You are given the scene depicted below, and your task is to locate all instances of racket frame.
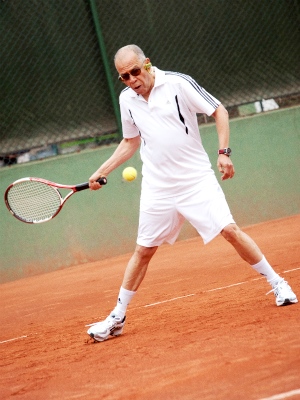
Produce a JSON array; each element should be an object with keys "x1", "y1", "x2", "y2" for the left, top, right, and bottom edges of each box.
[{"x1": 4, "y1": 176, "x2": 107, "y2": 224}]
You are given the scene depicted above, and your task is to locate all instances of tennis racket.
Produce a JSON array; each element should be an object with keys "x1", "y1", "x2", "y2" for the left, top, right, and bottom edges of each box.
[{"x1": 4, "y1": 177, "x2": 107, "y2": 224}]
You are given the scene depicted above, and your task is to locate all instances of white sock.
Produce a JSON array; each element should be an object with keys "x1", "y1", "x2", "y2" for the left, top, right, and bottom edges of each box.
[
  {"x1": 251, "y1": 256, "x2": 281, "y2": 285},
  {"x1": 112, "y1": 287, "x2": 136, "y2": 318}
]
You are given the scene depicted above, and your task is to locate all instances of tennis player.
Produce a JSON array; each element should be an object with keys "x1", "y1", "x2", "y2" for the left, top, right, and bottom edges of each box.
[{"x1": 87, "y1": 44, "x2": 297, "y2": 342}]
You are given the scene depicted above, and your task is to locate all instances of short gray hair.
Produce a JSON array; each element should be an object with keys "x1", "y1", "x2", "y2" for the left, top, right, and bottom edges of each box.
[{"x1": 114, "y1": 44, "x2": 146, "y2": 63}]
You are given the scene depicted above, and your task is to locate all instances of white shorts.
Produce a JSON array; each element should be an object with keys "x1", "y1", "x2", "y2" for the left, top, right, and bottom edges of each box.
[{"x1": 137, "y1": 180, "x2": 235, "y2": 247}]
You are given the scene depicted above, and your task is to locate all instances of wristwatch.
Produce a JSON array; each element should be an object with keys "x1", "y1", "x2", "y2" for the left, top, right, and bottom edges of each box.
[{"x1": 218, "y1": 148, "x2": 232, "y2": 157}]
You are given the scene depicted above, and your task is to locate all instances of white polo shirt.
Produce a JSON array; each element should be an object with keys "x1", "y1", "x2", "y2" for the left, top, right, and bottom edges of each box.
[{"x1": 119, "y1": 67, "x2": 221, "y2": 198}]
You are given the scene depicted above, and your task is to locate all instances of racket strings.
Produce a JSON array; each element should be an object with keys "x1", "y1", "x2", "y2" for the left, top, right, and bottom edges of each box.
[{"x1": 7, "y1": 181, "x2": 62, "y2": 223}]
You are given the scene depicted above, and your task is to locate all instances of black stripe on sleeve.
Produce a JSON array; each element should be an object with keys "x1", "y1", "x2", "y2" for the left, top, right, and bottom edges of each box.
[{"x1": 166, "y1": 71, "x2": 219, "y2": 109}]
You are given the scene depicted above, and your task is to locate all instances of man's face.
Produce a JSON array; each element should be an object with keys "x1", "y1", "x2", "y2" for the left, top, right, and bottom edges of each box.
[{"x1": 115, "y1": 52, "x2": 154, "y2": 99}]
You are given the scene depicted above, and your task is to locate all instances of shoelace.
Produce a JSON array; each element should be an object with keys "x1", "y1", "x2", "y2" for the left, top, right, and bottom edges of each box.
[
  {"x1": 105, "y1": 315, "x2": 120, "y2": 327},
  {"x1": 87, "y1": 321, "x2": 102, "y2": 327},
  {"x1": 266, "y1": 279, "x2": 287, "y2": 296},
  {"x1": 87, "y1": 314, "x2": 125, "y2": 328},
  {"x1": 87, "y1": 314, "x2": 121, "y2": 327}
]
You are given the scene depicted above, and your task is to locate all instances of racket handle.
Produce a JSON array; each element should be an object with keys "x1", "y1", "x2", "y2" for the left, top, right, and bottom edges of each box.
[
  {"x1": 75, "y1": 177, "x2": 107, "y2": 192},
  {"x1": 96, "y1": 177, "x2": 107, "y2": 185}
]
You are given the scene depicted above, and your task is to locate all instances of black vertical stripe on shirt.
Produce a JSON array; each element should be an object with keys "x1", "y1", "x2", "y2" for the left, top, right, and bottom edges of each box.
[{"x1": 175, "y1": 95, "x2": 188, "y2": 134}]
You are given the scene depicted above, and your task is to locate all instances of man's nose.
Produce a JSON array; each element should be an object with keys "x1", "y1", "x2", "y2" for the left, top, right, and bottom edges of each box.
[{"x1": 128, "y1": 74, "x2": 137, "y2": 83}]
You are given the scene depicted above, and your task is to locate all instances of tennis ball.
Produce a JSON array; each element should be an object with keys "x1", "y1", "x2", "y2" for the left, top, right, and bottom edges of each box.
[{"x1": 122, "y1": 167, "x2": 137, "y2": 181}]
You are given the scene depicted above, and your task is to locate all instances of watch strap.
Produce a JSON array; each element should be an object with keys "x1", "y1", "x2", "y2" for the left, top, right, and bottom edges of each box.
[{"x1": 218, "y1": 148, "x2": 231, "y2": 156}]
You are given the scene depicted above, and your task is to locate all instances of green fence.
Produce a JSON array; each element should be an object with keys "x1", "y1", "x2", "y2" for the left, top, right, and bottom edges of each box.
[{"x1": 1, "y1": 0, "x2": 300, "y2": 162}]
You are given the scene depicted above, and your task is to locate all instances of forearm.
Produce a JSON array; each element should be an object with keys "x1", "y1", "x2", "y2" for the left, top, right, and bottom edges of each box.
[
  {"x1": 212, "y1": 104, "x2": 230, "y2": 148},
  {"x1": 90, "y1": 136, "x2": 140, "y2": 183},
  {"x1": 99, "y1": 137, "x2": 140, "y2": 175},
  {"x1": 212, "y1": 104, "x2": 235, "y2": 180}
]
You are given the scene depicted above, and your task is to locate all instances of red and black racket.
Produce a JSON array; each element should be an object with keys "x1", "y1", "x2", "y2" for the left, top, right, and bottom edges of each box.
[{"x1": 4, "y1": 177, "x2": 107, "y2": 224}]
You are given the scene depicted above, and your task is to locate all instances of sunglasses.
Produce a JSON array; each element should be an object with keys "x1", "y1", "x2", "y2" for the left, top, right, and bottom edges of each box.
[{"x1": 118, "y1": 62, "x2": 151, "y2": 82}]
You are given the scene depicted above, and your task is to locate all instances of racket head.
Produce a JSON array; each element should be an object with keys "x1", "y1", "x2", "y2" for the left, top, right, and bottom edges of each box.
[{"x1": 4, "y1": 178, "x2": 63, "y2": 224}]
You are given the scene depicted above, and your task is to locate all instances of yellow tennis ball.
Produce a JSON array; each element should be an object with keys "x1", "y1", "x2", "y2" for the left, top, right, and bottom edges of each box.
[{"x1": 122, "y1": 167, "x2": 137, "y2": 181}]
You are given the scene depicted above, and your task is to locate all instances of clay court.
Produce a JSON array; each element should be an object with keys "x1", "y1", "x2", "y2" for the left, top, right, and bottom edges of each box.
[{"x1": 0, "y1": 214, "x2": 299, "y2": 399}]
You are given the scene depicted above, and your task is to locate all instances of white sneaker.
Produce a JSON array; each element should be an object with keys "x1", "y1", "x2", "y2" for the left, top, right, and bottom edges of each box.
[
  {"x1": 87, "y1": 313, "x2": 126, "y2": 342},
  {"x1": 267, "y1": 279, "x2": 298, "y2": 306}
]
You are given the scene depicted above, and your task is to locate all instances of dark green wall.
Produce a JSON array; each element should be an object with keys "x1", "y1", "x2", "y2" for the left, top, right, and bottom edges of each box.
[{"x1": 1, "y1": 106, "x2": 299, "y2": 283}]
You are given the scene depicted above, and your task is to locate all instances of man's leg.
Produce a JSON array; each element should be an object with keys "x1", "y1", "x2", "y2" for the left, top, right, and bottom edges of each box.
[
  {"x1": 112, "y1": 244, "x2": 158, "y2": 317},
  {"x1": 221, "y1": 223, "x2": 297, "y2": 306},
  {"x1": 121, "y1": 245, "x2": 158, "y2": 291},
  {"x1": 221, "y1": 223, "x2": 264, "y2": 264},
  {"x1": 87, "y1": 245, "x2": 157, "y2": 341}
]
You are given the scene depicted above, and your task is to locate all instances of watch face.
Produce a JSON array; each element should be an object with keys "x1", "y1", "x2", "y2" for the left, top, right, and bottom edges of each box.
[{"x1": 219, "y1": 148, "x2": 231, "y2": 155}]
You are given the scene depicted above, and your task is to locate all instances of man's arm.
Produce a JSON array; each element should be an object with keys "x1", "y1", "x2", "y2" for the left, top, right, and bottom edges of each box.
[
  {"x1": 89, "y1": 136, "x2": 141, "y2": 190},
  {"x1": 211, "y1": 104, "x2": 235, "y2": 181}
]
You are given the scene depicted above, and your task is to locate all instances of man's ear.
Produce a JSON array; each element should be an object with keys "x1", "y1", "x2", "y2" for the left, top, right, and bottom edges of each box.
[
  {"x1": 144, "y1": 58, "x2": 152, "y2": 71},
  {"x1": 144, "y1": 62, "x2": 152, "y2": 71}
]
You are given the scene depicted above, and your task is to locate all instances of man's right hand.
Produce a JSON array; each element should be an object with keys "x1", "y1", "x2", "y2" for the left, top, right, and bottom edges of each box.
[{"x1": 89, "y1": 173, "x2": 106, "y2": 190}]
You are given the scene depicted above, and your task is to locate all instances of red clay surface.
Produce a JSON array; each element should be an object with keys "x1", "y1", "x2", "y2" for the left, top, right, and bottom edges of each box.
[{"x1": 0, "y1": 215, "x2": 300, "y2": 400}]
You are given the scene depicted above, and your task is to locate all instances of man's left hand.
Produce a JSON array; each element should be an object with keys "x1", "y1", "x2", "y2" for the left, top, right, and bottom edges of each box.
[{"x1": 217, "y1": 155, "x2": 235, "y2": 180}]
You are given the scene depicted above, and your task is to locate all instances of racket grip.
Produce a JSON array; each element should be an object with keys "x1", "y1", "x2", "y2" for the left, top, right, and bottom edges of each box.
[
  {"x1": 97, "y1": 177, "x2": 107, "y2": 185},
  {"x1": 75, "y1": 177, "x2": 107, "y2": 191}
]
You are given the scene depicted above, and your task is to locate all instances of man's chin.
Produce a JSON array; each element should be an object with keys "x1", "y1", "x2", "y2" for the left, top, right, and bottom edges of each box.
[{"x1": 133, "y1": 86, "x2": 142, "y2": 94}]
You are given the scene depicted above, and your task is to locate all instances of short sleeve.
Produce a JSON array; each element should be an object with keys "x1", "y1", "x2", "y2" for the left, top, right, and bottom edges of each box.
[
  {"x1": 120, "y1": 99, "x2": 140, "y2": 139},
  {"x1": 179, "y1": 74, "x2": 220, "y2": 116}
]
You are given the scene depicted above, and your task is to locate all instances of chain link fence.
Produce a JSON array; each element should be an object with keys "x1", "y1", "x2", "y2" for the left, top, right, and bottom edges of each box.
[{"x1": 1, "y1": 0, "x2": 299, "y2": 165}]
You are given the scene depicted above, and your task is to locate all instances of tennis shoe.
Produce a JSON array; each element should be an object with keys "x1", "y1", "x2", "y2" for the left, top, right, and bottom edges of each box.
[
  {"x1": 87, "y1": 313, "x2": 126, "y2": 342},
  {"x1": 267, "y1": 279, "x2": 298, "y2": 306}
]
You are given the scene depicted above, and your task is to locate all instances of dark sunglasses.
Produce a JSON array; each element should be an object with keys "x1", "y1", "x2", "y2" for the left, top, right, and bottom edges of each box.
[{"x1": 118, "y1": 66, "x2": 143, "y2": 82}]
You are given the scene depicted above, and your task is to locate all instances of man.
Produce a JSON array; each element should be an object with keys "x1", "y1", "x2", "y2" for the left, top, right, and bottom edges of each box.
[{"x1": 87, "y1": 44, "x2": 297, "y2": 342}]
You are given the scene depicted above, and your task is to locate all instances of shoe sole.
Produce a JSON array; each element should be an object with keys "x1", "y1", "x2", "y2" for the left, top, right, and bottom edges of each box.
[
  {"x1": 277, "y1": 298, "x2": 298, "y2": 306},
  {"x1": 89, "y1": 333, "x2": 107, "y2": 342},
  {"x1": 110, "y1": 328, "x2": 124, "y2": 337},
  {"x1": 88, "y1": 325, "x2": 125, "y2": 342}
]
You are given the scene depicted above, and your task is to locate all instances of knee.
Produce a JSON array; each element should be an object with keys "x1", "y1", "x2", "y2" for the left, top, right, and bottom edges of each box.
[
  {"x1": 134, "y1": 245, "x2": 157, "y2": 263},
  {"x1": 221, "y1": 223, "x2": 241, "y2": 244}
]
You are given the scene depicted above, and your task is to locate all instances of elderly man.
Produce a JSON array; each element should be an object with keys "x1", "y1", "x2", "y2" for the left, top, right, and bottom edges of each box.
[{"x1": 87, "y1": 44, "x2": 297, "y2": 342}]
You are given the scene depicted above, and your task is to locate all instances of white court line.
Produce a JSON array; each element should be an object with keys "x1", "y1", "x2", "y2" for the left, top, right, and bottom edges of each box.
[
  {"x1": 258, "y1": 389, "x2": 300, "y2": 400},
  {"x1": 0, "y1": 335, "x2": 28, "y2": 344},
  {"x1": 144, "y1": 293, "x2": 195, "y2": 307},
  {"x1": 143, "y1": 265, "x2": 299, "y2": 305},
  {"x1": 204, "y1": 281, "x2": 248, "y2": 292},
  {"x1": 284, "y1": 267, "x2": 300, "y2": 273}
]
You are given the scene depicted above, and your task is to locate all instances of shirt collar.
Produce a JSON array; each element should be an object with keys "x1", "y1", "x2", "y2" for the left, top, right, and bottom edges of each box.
[{"x1": 153, "y1": 67, "x2": 165, "y2": 87}]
